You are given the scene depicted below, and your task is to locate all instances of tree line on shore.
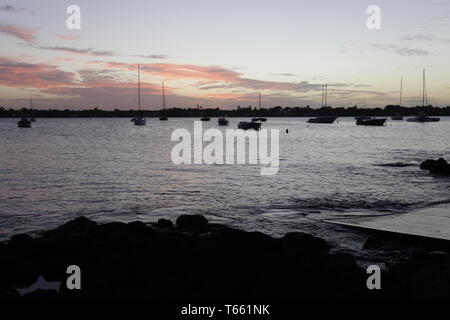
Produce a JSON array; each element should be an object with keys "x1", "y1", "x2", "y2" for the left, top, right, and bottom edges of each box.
[{"x1": 1, "y1": 104, "x2": 450, "y2": 118}]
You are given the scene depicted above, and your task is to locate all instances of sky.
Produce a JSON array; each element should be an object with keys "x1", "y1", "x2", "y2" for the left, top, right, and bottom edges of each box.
[{"x1": 0, "y1": 0, "x2": 450, "y2": 109}]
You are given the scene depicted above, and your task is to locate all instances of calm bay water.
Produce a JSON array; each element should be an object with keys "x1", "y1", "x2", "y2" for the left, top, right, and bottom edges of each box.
[{"x1": 1, "y1": 117, "x2": 450, "y2": 257}]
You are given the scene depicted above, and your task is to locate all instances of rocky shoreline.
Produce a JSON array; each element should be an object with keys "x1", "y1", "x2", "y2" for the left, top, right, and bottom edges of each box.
[{"x1": 0, "y1": 215, "x2": 449, "y2": 300}]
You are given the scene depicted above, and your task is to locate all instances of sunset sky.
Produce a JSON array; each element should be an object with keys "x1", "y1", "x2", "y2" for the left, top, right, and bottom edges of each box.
[{"x1": 1, "y1": 0, "x2": 450, "y2": 109}]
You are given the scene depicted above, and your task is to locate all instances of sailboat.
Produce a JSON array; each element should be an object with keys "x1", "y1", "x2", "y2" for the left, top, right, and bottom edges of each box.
[
  {"x1": 134, "y1": 64, "x2": 146, "y2": 126},
  {"x1": 407, "y1": 69, "x2": 440, "y2": 122},
  {"x1": 198, "y1": 104, "x2": 210, "y2": 121},
  {"x1": 355, "y1": 100, "x2": 387, "y2": 126},
  {"x1": 252, "y1": 92, "x2": 267, "y2": 122},
  {"x1": 18, "y1": 116, "x2": 32, "y2": 128},
  {"x1": 29, "y1": 96, "x2": 36, "y2": 122},
  {"x1": 355, "y1": 100, "x2": 371, "y2": 121},
  {"x1": 18, "y1": 96, "x2": 32, "y2": 128},
  {"x1": 356, "y1": 117, "x2": 386, "y2": 126},
  {"x1": 238, "y1": 121, "x2": 261, "y2": 130},
  {"x1": 391, "y1": 77, "x2": 404, "y2": 120},
  {"x1": 159, "y1": 81, "x2": 168, "y2": 121},
  {"x1": 307, "y1": 83, "x2": 337, "y2": 124}
]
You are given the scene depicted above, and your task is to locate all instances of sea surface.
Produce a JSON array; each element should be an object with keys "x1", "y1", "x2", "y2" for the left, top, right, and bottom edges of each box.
[{"x1": 1, "y1": 117, "x2": 450, "y2": 260}]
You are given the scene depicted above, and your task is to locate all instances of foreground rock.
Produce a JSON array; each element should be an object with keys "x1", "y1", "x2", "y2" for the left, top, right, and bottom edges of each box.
[
  {"x1": 0, "y1": 215, "x2": 448, "y2": 300},
  {"x1": 420, "y1": 158, "x2": 450, "y2": 175}
]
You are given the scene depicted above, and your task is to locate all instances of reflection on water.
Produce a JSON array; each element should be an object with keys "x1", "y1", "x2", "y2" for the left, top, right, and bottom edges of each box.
[{"x1": 1, "y1": 117, "x2": 450, "y2": 251}]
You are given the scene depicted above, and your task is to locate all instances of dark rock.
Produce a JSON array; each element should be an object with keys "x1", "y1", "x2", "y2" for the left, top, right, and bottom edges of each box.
[
  {"x1": 44, "y1": 216, "x2": 97, "y2": 238},
  {"x1": 321, "y1": 252, "x2": 359, "y2": 271},
  {"x1": 420, "y1": 159, "x2": 437, "y2": 169},
  {"x1": 157, "y1": 218, "x2": 173, "y2": 228},
  {"x1": 176, "y1": 214, "x2": 208, "y2": 230},
  {"x1": 420, "y1": 158, "x2": 450, "y2": 175},
  {"x1": 7, "y1": 234, "x2": 34, "y2": 252},
  {"x1": 426, "y1": 251, "x2": 449, "y2": 262},
  {"x1": 2, "y1": 216, "x2": 450, "y2": 300},
  {"x1": 363, "y1": 234, "x2": 397, "y2": 249},
  {"x1": 0, "y1": 286, "x2": 20, "y2": 299},
  {"x1": 211, "y1": 227, "x2": 280, "y2": 253},
  {"x1": 23, "y1": 288, "x2": 60, "y2": 299},
  {"x1": 281, "y1": 232, "x2": 330, "y2": 254},
  {"x1": 363, "y1": 234, "x2": 383, "y2": 249},
  {"x1": 128, "y1": 221, "x2": 150, "y2": 231}
]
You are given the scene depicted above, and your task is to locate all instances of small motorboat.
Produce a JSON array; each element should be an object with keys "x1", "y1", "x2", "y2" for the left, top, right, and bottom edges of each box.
[
  {"x1": 159, "y1": 116, "x2": 168, "y2": 121},
  {"x1": 307, "y1": 116, "x2": 337, "y2": 124},
  {"x1": 200, "y1": 116, "x2": 210, "y2": 121},
  {"x1": 391, "y1": 114, "x2": 404, "y2": 120},
  {"x1": 134, "y1": 116, "x2": 146, "y2": 126},
  {"x1": 18, "y1": 118, "x2": 32, "y2": 128},
  {"x1": 238, "y1": 121, "x2": 261, "y2": 130},
  {"x1": 251, "y1": 117, "x2": 267, "y2": 122},
  {"x1": 218, "y1": 117, "x2": 228, "y2": 126},
  {"x1": 355, "y1": 116, "x2": 372, "y2": 121},
  {"x1": 406, "y1": 114, "x2": 440, "y2": 122},
  {"x1": 356, "y1": 117, "x2": 386, "y2": 126}
]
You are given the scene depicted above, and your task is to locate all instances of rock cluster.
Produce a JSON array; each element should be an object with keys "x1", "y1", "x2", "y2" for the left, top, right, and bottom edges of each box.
[
  {"x1": 0, "y1": 215, "x2": 449, "y2": 300},
  {"x1": 420, "y1": 158, "x2": 450, "y2": 175}
]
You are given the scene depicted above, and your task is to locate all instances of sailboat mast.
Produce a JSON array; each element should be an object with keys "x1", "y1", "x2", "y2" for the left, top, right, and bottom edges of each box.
[
  {"x1": 258, "y1": 92, "x2": 261, "y2": 109},
  {"x1": 30, "y1": 96, "x2": 33, "y2": 109},
  {"x1": 138, "y1": 64, "x2": 141, "y2": 111},
  {"x1": 162, "y1": 81, "x2": 166, "y2": 109},
  {"x1": 325, "y1": 83, "x2": 328, "y2": 107},
  {"x1": 422, "y1": 69, "x2": 425, "y2": 107},
  {"x1": 321, "y1": 84, "x2": 324, "y2": 107},
  {"x1": 399, "y1": 76, "x2": 403, "y2": 106}
]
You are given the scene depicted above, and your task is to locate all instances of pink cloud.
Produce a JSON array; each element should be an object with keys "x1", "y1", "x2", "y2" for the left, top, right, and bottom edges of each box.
[
  {"x1": 0, "y1": 56, "x2": 76, "y2": 88},
  {"x1": 56, "y1": 34, "x2": 82, "y2": 40},
  {"x1": 0, "y1": 22, "x2": 38, "y2": 42},
  {"x1": 96, "y1": 61, "x2": 323, "y2": 93}
]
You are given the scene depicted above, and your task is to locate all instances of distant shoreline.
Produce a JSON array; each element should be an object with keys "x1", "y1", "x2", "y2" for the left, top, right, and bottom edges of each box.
[{"x1": 2, "y1": 104, "x2": 450, "y2": 118}]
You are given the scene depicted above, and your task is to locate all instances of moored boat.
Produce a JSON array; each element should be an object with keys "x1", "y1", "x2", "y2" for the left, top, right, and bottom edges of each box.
[
  {"x1": 218, "y1": 117, "x2": 228, "y2": 126},
  {"x1": 18, "y1": 117, "x2": 32, "y2": 128},
  {"x1": 159, "y1": 81, "x2": 168, "y2": 121},
  {"x1": 391, "y1": 114, "x2": 404, "y2": 120},
  {"x1": 251, "y1": 92, "x2": 267, "y2": 122},
  {"x1": 307, "y1": 116, "x2": 337, "y2": 124},
  {"x1": 308, "y1": 84, "x2": 336, "y2": 124},
  {"x1": 356, "y1": 118, "x2": 386, "y2": 126},
  {"x1": 392, "y1": 77, "x2": 404, "y2": 120},
  {"x1": 406, "y1": 114, "x2": 440, "y2": 122},
  {"x1": 251, "y1": 117, "x2": 267, "y2": 122},
  {"x1": 407, "y1": 69, "x2": 440, "y2": 123},
  {"x1": 238, "y1": 121, "x2": 261, "y2": 130},
  {"x1": 355, "y1": 116, "x2": 372, "y2": 121},
  {"x1": 134, "y1": 116, "x2": 146, "y2": 126},
  {"x1": 133, "y1": 64, "x2": 146, "y2": 126}
]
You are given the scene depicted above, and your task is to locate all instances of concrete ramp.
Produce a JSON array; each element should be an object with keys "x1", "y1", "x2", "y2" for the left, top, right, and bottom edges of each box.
[{"x1": 326, "y1": 205, "x2": 450, "y2": 241}]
